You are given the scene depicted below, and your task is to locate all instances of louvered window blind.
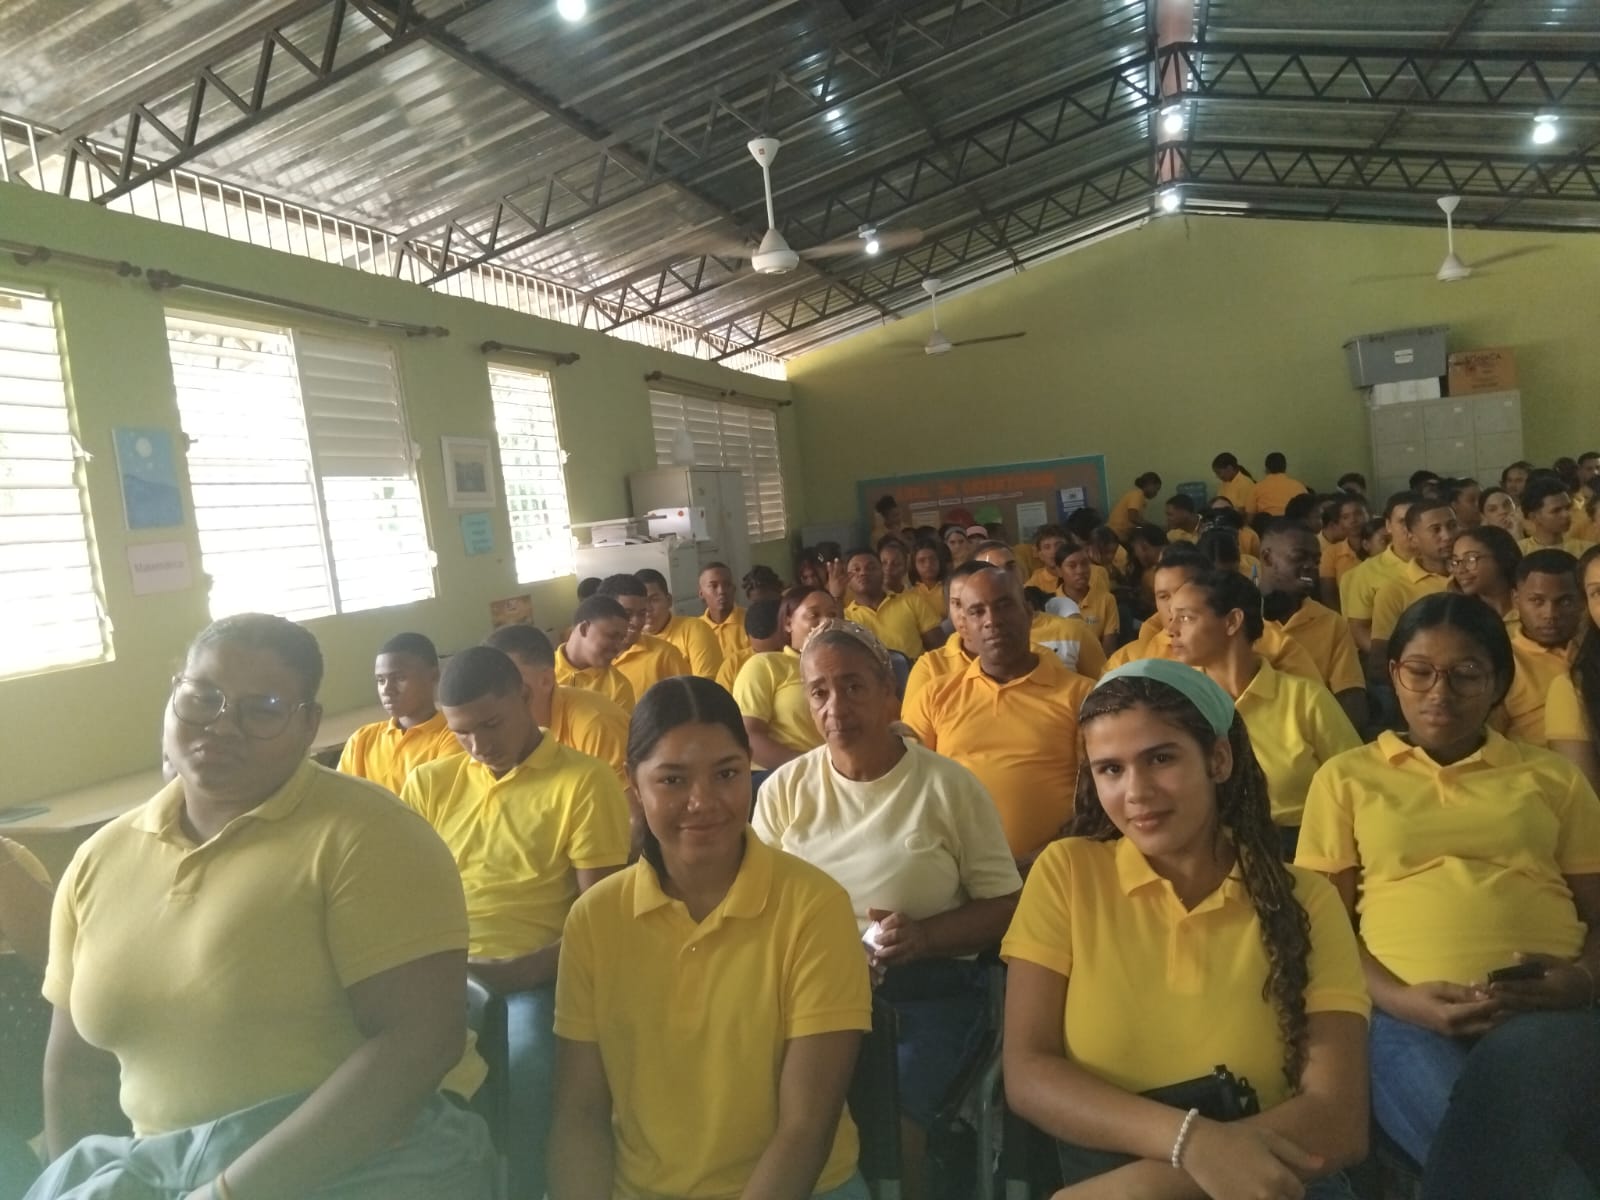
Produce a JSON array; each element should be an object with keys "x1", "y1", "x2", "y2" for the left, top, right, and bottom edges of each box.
[
  {"x1": 649, "y1": 390, "x2": 787, "y2": 540},
  {"x1": 488, "y1": 364, "x2": 574, "y2": 584}
]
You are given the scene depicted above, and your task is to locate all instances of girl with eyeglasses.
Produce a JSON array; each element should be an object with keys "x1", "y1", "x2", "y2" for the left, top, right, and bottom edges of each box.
[
  {"x1": 1447, "y1": 525, "x2": 1522, "y2": 625},
  {"x1": 1297, "y1": 593, "x2": 1600, "y2": 1198}
]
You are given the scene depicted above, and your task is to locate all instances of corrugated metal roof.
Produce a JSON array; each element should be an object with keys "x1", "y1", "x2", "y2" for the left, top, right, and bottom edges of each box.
[{"x1": 2, "y1": 0, "x2": 1598, "y2": 359}]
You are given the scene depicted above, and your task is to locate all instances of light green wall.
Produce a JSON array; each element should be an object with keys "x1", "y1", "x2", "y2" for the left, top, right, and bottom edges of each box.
[
  {"x1": 0, "y1": 183, "x2": 796, "y2": 804},
  {"x1": 788, "y1": 215, "x2": 1598, "y2": 526}
]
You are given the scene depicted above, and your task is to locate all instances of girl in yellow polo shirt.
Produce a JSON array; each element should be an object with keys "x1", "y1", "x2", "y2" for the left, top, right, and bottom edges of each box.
[
  {"x1": 1479, "y1": 485, "x2": 1523, "y2": 537},
  {"x1": 908, "y1": 536, "x2": 951, "y2": 625},
  {"x1": 734, "y1": 586, "x2": 837, "y2": 769},
  {"x1": 1002, "y1": 659, "x2": 1369, "y2": 1198},
  {"x1": 1297, "y1": 592, "x2": 1600, "y2": 1197},
  {"x1": 1168, "y1": 570, "x2": 1361, "y2": 859},
  {"x1": 1549, "y1": 545, "x2": 1600, "y2": 793},
  {"x1": 551, "y1": 676, "x2": 872, "y2": 1200},
  {"x1": 1448, "y1": 525, "x2": 1521, "y2": 623}
]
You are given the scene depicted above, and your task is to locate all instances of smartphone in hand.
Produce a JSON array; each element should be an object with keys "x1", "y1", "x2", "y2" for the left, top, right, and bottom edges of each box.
[{"x1": 1486, "y1": 962, "x2": 1546, "y2": 984}]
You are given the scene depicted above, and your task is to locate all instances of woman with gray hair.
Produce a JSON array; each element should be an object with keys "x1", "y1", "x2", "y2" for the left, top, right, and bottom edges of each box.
[{"x1": 753, "y1": 619, "x2": 1021, "y2": 1200}]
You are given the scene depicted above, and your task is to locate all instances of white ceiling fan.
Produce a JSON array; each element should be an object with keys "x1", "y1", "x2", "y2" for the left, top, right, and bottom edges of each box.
[
  {"x1": 680, "y1": 138, "x2": 922, "y2": 273},
  {"x1": 910, "y1": 277, "x2": 1026, "y2": 355},
  {"x1": 1352, "y1": 195, "x2": 1549, "y2": 285}
]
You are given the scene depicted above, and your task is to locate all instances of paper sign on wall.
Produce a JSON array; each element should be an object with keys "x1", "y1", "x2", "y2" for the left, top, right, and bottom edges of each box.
[
  {"x1": 128, "y1": 541, "x2": 193, "y2": 595},
  {"x1": 490, "y1": 594, "x2": 535, "y2": 628},
  {"x1": 460, "y1": 512, "x2": 494, "y2": 556},
  {"x1": 113, "y1": 427, "x2": 184, "y2": 530}
]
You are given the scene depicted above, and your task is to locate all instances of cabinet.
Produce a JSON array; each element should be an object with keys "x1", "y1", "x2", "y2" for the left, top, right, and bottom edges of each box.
[
  {"x1": 574, "y1": 541, "x2": 705, "y2": 615},
  {"x1": 1368, "y1": 390, "x2": 1522, "y2": 501},
  {"x1": 628, "y1": 468, "x2": 751, "y2": 585}
]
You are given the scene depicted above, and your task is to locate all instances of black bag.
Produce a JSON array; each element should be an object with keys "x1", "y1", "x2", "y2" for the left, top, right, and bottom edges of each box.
[
  {"x1": 1055, "y1": 1065, "x2": 1261, "y2": 1185},
  {"x1": 0, "y1": 953, "x2": 50, "y2": 1138}
]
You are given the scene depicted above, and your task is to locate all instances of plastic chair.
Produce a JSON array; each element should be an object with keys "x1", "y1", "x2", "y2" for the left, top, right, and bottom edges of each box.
[
  {"x1": 887, "y1": 652, "x2": 912, "y2": 700},
  {"x1": 849, "y1": 994, "x2": 903, "y2": 1200},
  {"x1": 465, "y1": 979, "x2": 510, "y2": 1200},
  {"x1": 923, "y1": 960, "x2": 1018, "y2": 1200}
]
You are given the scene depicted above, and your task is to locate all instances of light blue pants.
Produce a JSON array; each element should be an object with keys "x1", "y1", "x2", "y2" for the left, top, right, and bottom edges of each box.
[{"x1": 502, "y1": 986, "x2": 557, "y2": 1200}]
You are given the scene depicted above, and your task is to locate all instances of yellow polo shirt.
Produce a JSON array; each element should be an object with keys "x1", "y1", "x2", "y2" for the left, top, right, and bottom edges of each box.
[
  {"x1": 1519, "y1": 535, "x2": 1596, "y2": 558},
  {"x1": 903, "y1": 633, "x2": 972, "y2": 711},
  {"x1": 1237, "y1": 525, "x2": 1261, "y2": 559},
  {"x1": 715, "y1": 645, "x2": 751, "y2": 694},
  {"x1": 1298, "y1": 731, "x2": 1600, "y2": 985},
  {"x1": 845, "y1": 592, "x2": 925, "y2": 660},
  {"x1": 1071, "y1": 588, "x2": 1120, "y2": 641},
  {"x1": 1167, "y1": 528, "x2": 1198, "y2": 544},
  {"x1": 1003, "y1": 837, "x2": 1367, "y2": 1111},
  {"x1": 336, "y1": 710, "x2": 461, "y2": 795},
  {"x1": 1503, "y1": 634, "x2": 1577, "y2": 747},
  {"x1": 701, "y1": 607, "x2": 751, "y2": 663},
  {"x1": 555, "y1": 644, "x2": 636, "y2": 712},
  {"x1": 1370, "y1": 560, "x2": 1451, "y2": 641},
  {"x1": 1572, "y1": 504, "x2": 1595, "y2": 542},
  {"x1": 1339, "y1": 547, "x2": 1407, "y2": 623},
  {"x1": 911, "y1": 580, "x2": 947, "y2": 619},
  {"x1": 658, "y1": 614, "x2": 723, "y2": 679},
  {"x1": 733, "y1": 647, "x2": 823, "y2": 755},
  {"x1": 1254, "y1": 474, "x2": 1309, "y2": 518},
  {"x1": 1030, "y1": 611, "x2": 1106, "y2": 679},
  {"x1": 44, "y1": 761, "x2": 484, "y2": 1135},
  {"x1": 1107, "y1": 488, "x2": 1147, "y2": 539},
  {"x1": 895, "y1": 583, "x2": 943, "y2": 631},
  {"x1": 613, "y1": 633, "x2": 692, "y2": 706},
  {"x1": 1218, "y1": 475, "x2": 1258, "y2": 515},
  {"x1": 400, "y1": 736, "x2": 630, "y2": 958},
  {"x1": 554, "y1": 832, "x2": 870, "y2": 1199},
  {"x1": 1025, "y1": 566, "x2": 1060, "y2": 595},
  {"x1": 1235, "y1": 661, "x2": 1362, "y2": 827},
  {"x1": 1107, "y1": 624, "x2": 1324, "y2": 684},
  {"x1": 904, "y1": 652, "x2": 1094, "y2": 859},
  {"x1": 1546, "y1": 674, "x2": 1593, "y2": 745},
  {"x1": 0, "y1": 837, "x2": 49, "y2": 956},
  {"x1": 549, "y1": 685, "x2": 630, "y2": 787},
  {"x1": 1319, "y1": 536, "x2": 1359, "y2": 583},
  {"x1": 1273, "y1": 600, "x2": 1364, "y2": 695}
]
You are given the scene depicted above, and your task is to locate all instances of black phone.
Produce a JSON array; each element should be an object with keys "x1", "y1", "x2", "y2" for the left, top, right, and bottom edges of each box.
[{"x1": 1486, "y1": 962, "x2": 1546, "y2": 984}]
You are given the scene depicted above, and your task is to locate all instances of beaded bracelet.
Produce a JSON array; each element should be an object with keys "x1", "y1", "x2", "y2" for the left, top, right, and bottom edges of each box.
[{"x1": 1171, "y1": 1107, "x2": 1201, "y2": 1170}]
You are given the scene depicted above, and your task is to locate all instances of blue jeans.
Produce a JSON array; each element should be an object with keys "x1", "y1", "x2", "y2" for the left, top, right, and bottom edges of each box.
[
  {"x1": 814, "y1": 1172, "x2": 870, "y2": 1199},
  {"x1": 504, "y1": 987, "x2": 557, "y2": 1200},
  {"x1": 1370, "y1": 1008, "x2": 1600, "y2": 1200}
]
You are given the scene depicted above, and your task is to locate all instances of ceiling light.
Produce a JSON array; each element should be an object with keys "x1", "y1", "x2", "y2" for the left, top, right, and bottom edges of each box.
[
  {"x1": 865, "y1": 236, "x2": 880, "y2": 255},
  {"x1": 859, "y1": 224, "x2": 879, "y2": 254},
  {"x1": 1159, "y1": 189, "x2": 1181, "y2": 213},
  {"x1": 555, "y1": 0, "x2": 586, "y2": 20},
  {"x1": 1161, "y1": 106, "x2": 1185, "y2": 136},
  {"x1": 826, "y1": 108, "x2": 842, "y2": 122},
  {"x1": 1532, "y1": 114, "x2": 1559, "y2": 145}
]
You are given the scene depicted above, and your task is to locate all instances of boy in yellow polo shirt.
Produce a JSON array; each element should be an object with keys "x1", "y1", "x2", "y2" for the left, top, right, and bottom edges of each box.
[
  {"x1": 714, "y1": 598, "x2": 785, "y2": 692},
  {"x1": 834, "y1": 546, "x2": 928, "y2": 660},
  {"x1": 1519, "y1": 476, "x2": 1597, "y2": 558},
  {"x1": 1369, "y1": 499, "x2": 1458, "y2": 675},
  {"x1": 1106, "y1": 472, "x2": 1162, "y2": 539},
  {"x1": 1254, "y1": 451, "x2": 1310, "y2": 517},
  {"x1": 1212, "y1": 451, "x2": 1258, "y2": 515},
  {"x1": 699, "y1": 562, "x2": 750, "y2": 663},
  {"x1": 1340, "y1": 490, "x2": 1419, "y2": 652},
  {"x1": 336, "y1": 632, "x2": 462, "y2": 794},
  {"x1": 598, "y1": 574, "x2": 692, "y2": 702},
  {"x1": 1318, "y1": 494, "x2": 1368, "y2": 609},
  {"x1": 403, "y1": 645, "x2": 630, "y2": 1200},
  {"x1": 556, "y1": 594, "x2": 636, "y2": 711},
  {"x1": 636, "y1": 568, "x2": 723, "y2": 679},
  {"x1": 1500, "y1": 549, "x2": 1583, "y2": 745},
  {"x1": 904, "y1": 566, "x2": 1093, "y2": 862},
  {"x1": 1165, "y1": 493, "x2": 1201, "y2": 543},
  {"x1": 1260, "y1": 520, "x2": 1369, "y2": 733},
  {"x1": 484, "y1": 623, "x2": 630, "y2": 787}
]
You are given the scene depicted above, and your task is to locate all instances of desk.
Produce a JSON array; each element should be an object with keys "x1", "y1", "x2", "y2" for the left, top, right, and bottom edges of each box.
[{"x1": 0, "y1": 706, "x2": 387, "y2": 836}]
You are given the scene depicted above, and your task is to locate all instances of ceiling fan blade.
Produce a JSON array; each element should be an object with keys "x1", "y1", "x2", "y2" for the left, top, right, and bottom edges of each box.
[
  {"x1": 950, "y1": 332, "x2": 1027, "y2": 348},
  {"x1": 798, "y1": 227, "x2": 925, "y2": 259},
  {"x1": 667, "y1": 232, "x2": 756, "y2": 258},
  {"x1": 1470, "y1": 244, "x2": 1551, "y2": 269},
  {"x1": 1350, "y1": 271, "x2": 1439, "y2": 284}
]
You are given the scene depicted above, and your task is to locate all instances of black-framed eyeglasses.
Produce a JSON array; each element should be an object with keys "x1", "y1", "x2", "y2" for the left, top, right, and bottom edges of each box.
[
  {"x1": 1393, "y1": 659, "x2": 1493, "y2": 698},
  {"x1": 170, "y1": 676, "x2": 309, "y2": 740}
]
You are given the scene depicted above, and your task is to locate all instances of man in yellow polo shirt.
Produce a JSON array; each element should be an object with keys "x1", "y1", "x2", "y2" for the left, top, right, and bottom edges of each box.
[
  {"x1": 403, "y1": 645, "x2": 630, "y2": 1200},
  {"x1": 833, "y1": 546, "x2": 928, "y2": 660},
  {"x1": 1501, "y1": 549, "x2": 1583, "y2": 745},
  {"x1": 1340, "y1": 490, "x2": 1420, "y2": 653},
  {"x1": 1254, "y1": 452, "x2": 1310, "y2": 517},
  {"x1": 1369, "y1": 499, "x2": 1459, "y2": 675},
  {"x1": 698, "y1": 562, "x2": 750, "y2": 664},
  {"x1": 1260, "y1": 520, "x2": 1369, "y2": 733},
  {"x1": 713, "y1": 598, "x2": 785, "y2": 692},
  {"x1": 1165, "y1": 493, "x2": 1201, "y2": 542},
  {"x1": 1519, "y1": 476, "x2": 1597, "y2": 558},
  {"x1": 336, "y1": 632, "x2": 463, "y2": 794},
  {"x1": 1318, "y1": 494, "x2": 1367, "y2": 610},
  {"x1": 484, "y1": 624, "x2": 630, "y2": 787},
  {"x1": 974, "y1": 540, "x2": 1106, "y2": 677},
  {"x1": 904, "y1": 566, "x2": 1093, "y2": 863},
  {"x1": 598, "y1": 574, "x2": 692, "y2": 703},
  {"x1": 903, "y1": 561, "x2": 992, "y2": 709},
  {"x1": 636, "y1": 568, "x2": 722, "y2": 679},
  {"x1": 556, "y1": 595, "x2": 635, "y2": 711}
]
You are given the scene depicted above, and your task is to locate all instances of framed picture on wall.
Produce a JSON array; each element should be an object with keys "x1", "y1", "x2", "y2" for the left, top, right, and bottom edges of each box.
[{"x1": 442, "y1": 436, "x2": 496, "y2": 509}]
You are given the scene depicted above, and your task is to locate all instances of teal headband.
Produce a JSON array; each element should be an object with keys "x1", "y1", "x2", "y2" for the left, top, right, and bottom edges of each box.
[{"x1": 1088, "y1": 658, "x2": 1236, "y2": 737}]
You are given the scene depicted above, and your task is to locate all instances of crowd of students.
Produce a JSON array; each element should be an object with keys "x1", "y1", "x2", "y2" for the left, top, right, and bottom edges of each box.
[{"x1": 1, "y1": 447, "x2": 1598, "y2": 1200}]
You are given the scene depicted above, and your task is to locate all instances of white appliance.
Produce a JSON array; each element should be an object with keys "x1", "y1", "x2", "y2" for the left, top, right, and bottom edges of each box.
[
  {"x1": 574, "y1": 540, "x2": 706, "y2": 615},
  {"x1": 629, "y1": 467, "x2": 750, "y2": 584},
  {"x1": 645, "y1": 506, "x2": 710, "y2": 541}
]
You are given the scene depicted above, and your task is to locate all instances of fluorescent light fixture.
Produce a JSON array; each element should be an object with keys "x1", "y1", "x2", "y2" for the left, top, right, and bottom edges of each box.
[
  {"x1": 1532, "y1": 114, "x2": 1559, "y2": 145},
  {"x1": 826, "y1": 108, "x2": 842, "y2": 122},
  {"x1": 555, "y1": 0, "x2": 586, "y2": 20},
  {"x1": 1161, "y1": 106, "x2": 1186, "y2": 136},
  {"x1": 1159, "y1": 189, "x2": 1181, "y2": 213}
]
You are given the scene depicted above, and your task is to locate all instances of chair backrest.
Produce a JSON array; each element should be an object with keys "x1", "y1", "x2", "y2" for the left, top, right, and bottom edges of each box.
[
  {"x1": 0, "y1": 955, "x2": 50, "y2": 1138},
  {"x1": 847, "y1": 995, "x2": 902, "y2": 1184},
  {"x1": 887, "y1": 651, "x2": 912, "y2": 699}
]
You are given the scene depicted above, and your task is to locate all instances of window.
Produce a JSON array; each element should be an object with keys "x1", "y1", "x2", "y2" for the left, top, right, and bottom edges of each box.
[
  {"x1": 649, "y1": 391, "x2": 787, "y2": 540},
  {"x1": 0, "y1": 287, "x2": 111, "y2": 678},
  {"x1": 166, "y1": 314, "x2": 433, "y2": 621},
  {"x1": 488, "y1": 364, "x2": 574, "y2": 583}
]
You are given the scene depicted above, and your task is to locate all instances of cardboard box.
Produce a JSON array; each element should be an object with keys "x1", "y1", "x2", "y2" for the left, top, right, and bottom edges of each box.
[{"x1": 1448, "y1": 347, "x2": 1518, "y2": 396}]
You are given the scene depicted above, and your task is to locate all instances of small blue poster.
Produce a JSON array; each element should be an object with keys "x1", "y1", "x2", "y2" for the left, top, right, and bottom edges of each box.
[
  {"x1": 113, "y1": 427, "x2": 183, "y2": 530},
  {"x1": 460, "y1": 511, "x2": 495, "y2": 556}
]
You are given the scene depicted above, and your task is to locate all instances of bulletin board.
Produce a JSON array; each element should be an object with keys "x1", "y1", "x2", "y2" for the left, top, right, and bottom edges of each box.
[{"x1": 858, "y1": 455, "x2": 1109, "y2": 541}]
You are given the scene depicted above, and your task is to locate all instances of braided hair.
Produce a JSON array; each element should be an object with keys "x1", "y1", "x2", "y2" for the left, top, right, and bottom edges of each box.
[{"x1": 1067, "y1": 675, "x2": 1313, "y2": 1091}]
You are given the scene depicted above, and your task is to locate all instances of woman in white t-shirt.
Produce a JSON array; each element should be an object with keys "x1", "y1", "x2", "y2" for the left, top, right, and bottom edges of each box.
[{"x1": 753, "y1": 620, "x2": 1021, "y2": 1200}]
